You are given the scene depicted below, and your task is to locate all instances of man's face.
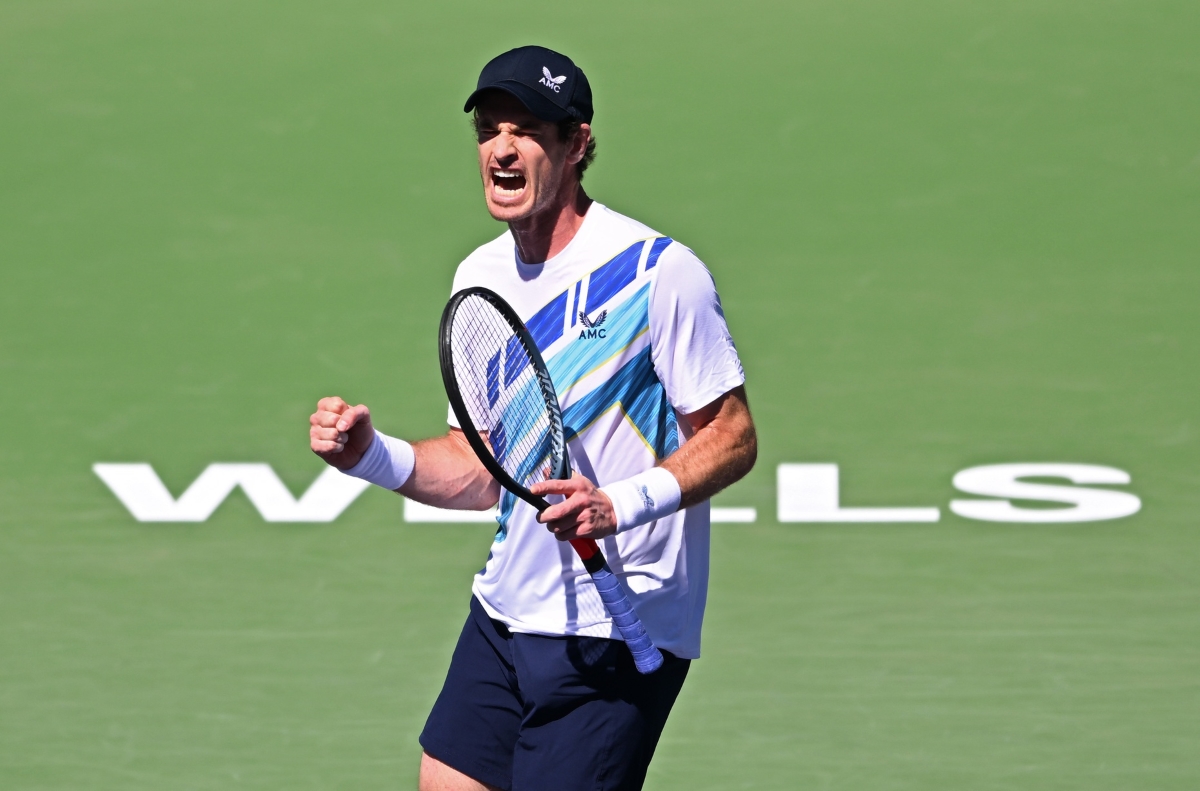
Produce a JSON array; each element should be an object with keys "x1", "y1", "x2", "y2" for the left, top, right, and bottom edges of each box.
[{"x1": 474, "y1": 90, "x2": 583, "y2": 223}]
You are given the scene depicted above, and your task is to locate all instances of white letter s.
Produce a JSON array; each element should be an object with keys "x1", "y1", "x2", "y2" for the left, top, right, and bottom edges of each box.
[{"x1": 950, "y1": 463, "x2": 1141, "y2": 523}]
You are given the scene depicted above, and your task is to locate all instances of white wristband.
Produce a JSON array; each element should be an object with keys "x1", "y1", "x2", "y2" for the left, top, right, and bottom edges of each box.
[
  {"x1": 600, "y1": 467, "x2": 682, "y2": 532},
  {"x1": 343, "y1": 430, "x2": 415, "y2": 491}
]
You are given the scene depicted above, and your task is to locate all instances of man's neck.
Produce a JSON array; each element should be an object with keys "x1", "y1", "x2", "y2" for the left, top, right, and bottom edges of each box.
[{"x1": 510, "y1": 186, "x2": 593, "y2": 265}]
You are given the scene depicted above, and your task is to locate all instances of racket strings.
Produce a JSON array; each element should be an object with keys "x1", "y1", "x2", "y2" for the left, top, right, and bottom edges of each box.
[{"x1": 450, "y1": 296, "x2": 560, "y2": 490}]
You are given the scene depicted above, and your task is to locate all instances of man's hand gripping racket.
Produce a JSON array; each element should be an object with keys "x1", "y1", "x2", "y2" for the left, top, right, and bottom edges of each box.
[{"x1": 438, "y1": 286, "x2": 665, "y2": 675}]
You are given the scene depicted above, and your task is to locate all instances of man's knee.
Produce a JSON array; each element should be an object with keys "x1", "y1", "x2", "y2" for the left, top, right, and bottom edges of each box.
[{"x1": 419, "y1": 751, "x2": 502, "y2": 791}]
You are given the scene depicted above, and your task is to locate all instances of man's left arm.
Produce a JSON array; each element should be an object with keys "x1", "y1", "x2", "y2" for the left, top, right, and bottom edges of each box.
[{"x1": 661, "y1": 385, "x2": 757, "y2": 508}]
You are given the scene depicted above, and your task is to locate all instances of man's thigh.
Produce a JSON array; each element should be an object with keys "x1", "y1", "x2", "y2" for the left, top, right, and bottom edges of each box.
[
  {"x1": 420, "y1": 599, "x2": 523, "y2": 790},
  {"x1": 420, "y1": 751, "x2": 503, "y2": 791},
  {"x1": 511, "y1": 633, "x2": 690, "y2": 791}
]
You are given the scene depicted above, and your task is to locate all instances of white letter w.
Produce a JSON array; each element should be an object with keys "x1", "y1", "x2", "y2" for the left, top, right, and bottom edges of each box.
[{"x1": 92, "y1": 463, "x2": 371, "y2": 522}]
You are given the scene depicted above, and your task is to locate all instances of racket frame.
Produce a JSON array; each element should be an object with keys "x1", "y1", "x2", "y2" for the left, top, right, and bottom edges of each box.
[{"x1": 439, "y1": 286, "x2": 571, "y2": 511}]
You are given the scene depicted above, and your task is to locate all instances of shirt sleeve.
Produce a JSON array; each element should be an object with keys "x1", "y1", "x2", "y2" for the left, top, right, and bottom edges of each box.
[{"x1": 648, "y1": 243, "x2": 746, "y2": 414}]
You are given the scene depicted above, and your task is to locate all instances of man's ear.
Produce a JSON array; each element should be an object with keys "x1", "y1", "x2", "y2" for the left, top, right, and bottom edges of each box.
[{"x1": 567, "y1": 123, "x2": 591, "y2": 165}]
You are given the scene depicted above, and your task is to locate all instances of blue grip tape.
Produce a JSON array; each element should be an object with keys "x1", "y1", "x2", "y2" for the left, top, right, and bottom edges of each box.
[{"x1": 590, "y1": 565, "x2": 664, "y2": 674}]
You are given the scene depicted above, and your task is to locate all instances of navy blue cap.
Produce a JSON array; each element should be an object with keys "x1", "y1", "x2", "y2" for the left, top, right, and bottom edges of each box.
[{"x1": 464, "y1": 45, "x2": 593, "y2": 123}]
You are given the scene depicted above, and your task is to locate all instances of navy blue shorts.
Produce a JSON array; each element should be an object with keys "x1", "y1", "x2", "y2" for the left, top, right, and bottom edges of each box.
[{"x1": 419, "y1": 596, "x2": 690, "y2": 791}]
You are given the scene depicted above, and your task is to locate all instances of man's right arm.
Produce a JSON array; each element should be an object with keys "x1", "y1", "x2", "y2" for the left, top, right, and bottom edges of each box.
[{"x1": 309, "y1": 396, "x2": 500, "y2": 511}]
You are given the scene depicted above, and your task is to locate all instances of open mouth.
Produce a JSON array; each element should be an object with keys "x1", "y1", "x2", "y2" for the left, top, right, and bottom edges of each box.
[{"x1": 491, "y1": 169, "x2": 527, "y2": 197}]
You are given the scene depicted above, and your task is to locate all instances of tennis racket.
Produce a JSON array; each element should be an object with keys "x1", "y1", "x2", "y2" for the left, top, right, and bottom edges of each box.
[{"x1": 438, "y1": 286, "x2": 664, "y2": 675}]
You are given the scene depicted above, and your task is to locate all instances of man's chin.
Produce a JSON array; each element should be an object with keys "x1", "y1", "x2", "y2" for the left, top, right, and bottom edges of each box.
[{"x1": 485, "y1": 197, "x2": 536, "y2": 224}]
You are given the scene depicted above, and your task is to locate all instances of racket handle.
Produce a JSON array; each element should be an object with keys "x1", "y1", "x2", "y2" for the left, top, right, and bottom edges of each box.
[{"x1": 570, "y1": 539, "x2": 664, "y2": 674}]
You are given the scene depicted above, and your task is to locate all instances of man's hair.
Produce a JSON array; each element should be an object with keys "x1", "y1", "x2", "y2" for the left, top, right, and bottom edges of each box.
[{"x1": 471, "y1": 113, "x2": 597, "y2": 181}]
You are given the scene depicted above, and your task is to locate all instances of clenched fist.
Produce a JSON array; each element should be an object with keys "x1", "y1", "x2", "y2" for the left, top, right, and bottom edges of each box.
[{"x1": 309, "y1": 396, "x2": 376, "y2": 470}]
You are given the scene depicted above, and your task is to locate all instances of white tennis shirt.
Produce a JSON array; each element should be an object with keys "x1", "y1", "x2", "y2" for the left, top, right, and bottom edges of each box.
[{"x1": 447, "y1": 202, "x2": 745, "y2": 659}]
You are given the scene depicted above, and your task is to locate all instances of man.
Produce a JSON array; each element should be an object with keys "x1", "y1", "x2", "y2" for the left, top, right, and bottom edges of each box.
[{"x1": 309, "y1": 45, "x2": 756, "y2": 791}]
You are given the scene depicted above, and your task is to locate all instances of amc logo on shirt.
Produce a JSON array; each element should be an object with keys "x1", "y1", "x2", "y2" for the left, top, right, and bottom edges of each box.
[{"x1": 577, "y1": 309, "x2": 608, "y2": 339}]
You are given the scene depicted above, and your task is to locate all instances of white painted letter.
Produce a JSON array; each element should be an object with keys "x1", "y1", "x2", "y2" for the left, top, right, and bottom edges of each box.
[
  {"x1": 711, "y1": 507, "x2": 757, "y2": 523},
  {"x1": 777, "y1": 464, "x2": 940, "y2": 522},
  {"x1": 950, "y1": 463, "x2": 1141, "y2": 523},
  {"x1": 93, "y1": 463, "x2": 370, "y2": 522},
  {"x1": 403, "y1": 499, "x2": 498, "y2": 523}
]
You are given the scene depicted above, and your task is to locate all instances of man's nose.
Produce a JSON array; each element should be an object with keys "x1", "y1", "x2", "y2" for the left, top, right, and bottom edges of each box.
[{"x1": 492, "y1": 131, "x2": 518, "y2": 162}]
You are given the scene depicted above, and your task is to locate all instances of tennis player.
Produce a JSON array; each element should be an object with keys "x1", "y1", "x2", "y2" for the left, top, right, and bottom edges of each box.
[{"x1": 309, "y1": 45, "x2": 757, "y2": 791}]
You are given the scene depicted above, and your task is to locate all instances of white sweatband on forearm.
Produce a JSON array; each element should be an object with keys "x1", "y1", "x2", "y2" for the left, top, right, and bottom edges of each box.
[
  {"x1": 343, "y1": 430, "x2": 415, "y2": 491},
  {"x1": 600, "y1": 467, "x2": 682, "y2": 532}
]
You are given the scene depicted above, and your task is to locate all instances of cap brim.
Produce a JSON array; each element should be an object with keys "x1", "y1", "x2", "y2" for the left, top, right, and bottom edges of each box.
[{"x1": 463, "y1": 81, "x2": 571, "y2": 122}]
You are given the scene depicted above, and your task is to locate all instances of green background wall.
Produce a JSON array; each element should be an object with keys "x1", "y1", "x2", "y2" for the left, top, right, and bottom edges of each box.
[{"x1": 2, "y1": 1, "x2": 1197, "y2": 788}]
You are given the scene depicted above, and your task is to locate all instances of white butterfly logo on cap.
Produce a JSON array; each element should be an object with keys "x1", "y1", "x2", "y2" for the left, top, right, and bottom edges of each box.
[{"x1": 539, "y1": 67, "x2": 567, "y2": 92}]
